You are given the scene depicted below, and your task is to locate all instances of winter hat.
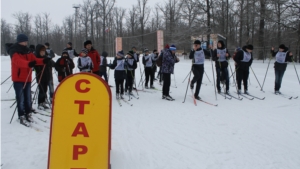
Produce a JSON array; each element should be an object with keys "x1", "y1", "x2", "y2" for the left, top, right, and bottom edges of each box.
[
  {"x1": 217, "y1": 40, "x2": 225, "y2": 48},
  {"x1": 62, "y1": 50, "x2": 69, "y2": 56},
  {"x1": 84, "y1": 40, "x2": 92, "y2": 47},
  {"x1": 45, "y1": 42, "x2": 50, "y2": 47},
  {"x1": 81, "y1": 48, "x2": 88, "y2": 54},
  {"x1": 127, "y1": 50, "x2": 134, "y2": 57},
  {"x1": 102, "y1": 51, "x2": 108, "y2": 57},
  {"x1": 279, "y1": 44, "x2": 286, "y2": 49},
  {"x1": 132, "y1": 46, "x2": 136, "y2": 49},
  {"x1": 165, "y1": 44, "x2": 170, "y2": 49},
  {"x1": 153, "y1": 49, "x2": 157, "y2": 53},
  {"x1": 246, "y1": 44, "x2": 254, "y2": 50},
  {"x1": 194, "y1": 40, "x2": 201, "y2": 45},
  {"x1": 17, "y1": 34, "x2": 29, "y2": 43},
  {"x1": 144, "y1": 48, "x2": 149, "y2": 52},
  {"x1": 67, "y1": 42, "x2": 72, "y2": 46},
  {"x1": 236, "y1": 47, "x2": 241, "y2": 51},
  {"x1": 169, "y1": 44, "x2": 177, "y2": 51},
  {"x1": 117, "y1": 50, "x2": 124, "y2": 57}
]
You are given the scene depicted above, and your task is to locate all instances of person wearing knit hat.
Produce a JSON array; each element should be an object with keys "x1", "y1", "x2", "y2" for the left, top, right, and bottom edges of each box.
[
  {"x1": 55, "y1": 50, "x2": 75, "y2": 82},
  {"x1": 189, "y1": 40, "x2": 212, "y2": 100},
  {"x1": 99, "y1": 51, "x2": 109, "y2": 82},
  {"x1": 271, "y1": 44, "x2": 293, "y2": 94},
  {"x1": 156, "y1": 44, "x2": 170, "y2": 84},
  {"x1": 125, "y1": 50, "x2": 137, "y2": 95},
  {"x1": 64, "y1": 42, "x2": 79, "y2": 59},
  {"x1": 143, "y1": 48, "x2": 158, "y2": 89},
  {"x1": 83, "y1": 40, "x2": 101, "y2": 75},
  {"x1": 234, "y1": 44, "x2": 254, "y2": 94},
  {"x1": 108, "y1": 50, "x2": 127, "y2": 99},
  {"x1": 160, "y1": 44, "x2": 180, "y2": 101},
  {"x1": 212, "y1": 40, "x2": 231, "y2": 94},
  {"x1": 78, "y1": 48, "x2": 94, "y2": 73}
]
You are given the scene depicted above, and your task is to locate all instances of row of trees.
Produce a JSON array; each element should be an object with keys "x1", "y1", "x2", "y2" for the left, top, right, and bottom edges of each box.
[{"x1": 1, "y1": 0, "x2": 300, "y2": 61}]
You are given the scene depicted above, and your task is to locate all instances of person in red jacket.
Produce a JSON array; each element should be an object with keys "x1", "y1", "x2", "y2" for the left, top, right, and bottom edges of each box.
[
  {"x1": 7, "y1": 34, "x2": 50, "y2": 127},
  {"x1": 83, "y1": 40, "x2": 100, "y2": 75}
]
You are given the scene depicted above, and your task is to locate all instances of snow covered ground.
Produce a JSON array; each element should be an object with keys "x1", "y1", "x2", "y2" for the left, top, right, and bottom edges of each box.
[{"x1": 1, "y1": 55, "x2": 300, "y2": 169}]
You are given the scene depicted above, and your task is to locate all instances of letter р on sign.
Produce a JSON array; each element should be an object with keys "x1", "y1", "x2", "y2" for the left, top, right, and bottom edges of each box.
[{"x1": 47, "y1": 73, "x2": 112, "y2": 169}]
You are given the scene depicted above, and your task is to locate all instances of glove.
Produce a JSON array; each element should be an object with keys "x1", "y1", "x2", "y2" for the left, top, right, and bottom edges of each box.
[
  {"x1": 43, "y1": 58, "x2": 51, "y2": 64},
  {"x1": 28, "y1": 60, "x2": 36, "y2": 68}
]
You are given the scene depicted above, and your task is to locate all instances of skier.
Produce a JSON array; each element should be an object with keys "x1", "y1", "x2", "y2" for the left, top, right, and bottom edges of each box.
[
  {"x1": 143, "y1": 49, "x2": 158, "y2": 89},
  {"x1": 161, "y1": 44, "x2": 180, "y2": 100},
  {"x1": 271, "y1": 44, "x2": 293, "y2": 94},
  {"x1": 125, "y1": 51, "x2": 137, "y2": 95},
  {"x1": 132, "y1": 46, "x2": 140, "y2": 63},
  {"x1": 84, "y1": 40, "x2": 101, "y2": 75},
  {"x1": 55, "y1": 51, "x2": 75, "y2": 82},
  {"x1": 8, "y1": 34, "x2": 50, "y2": 126},
  {"x1": 44, "y1": 42, "x2": 55, "y2": 103},
  {"x1": 108, "y1": 50, "x2": 126, "y2": 99},
  {"x1": 212, "y1": 40, "x2": 231, "y2": 94},
  {"x1": 44, "y1": 42, "x2": 55, "y2": 58},
  {"x1": 157, "y1": 44, "x2": 170, "y2": 85},
  {"x1": 234, "y1": 44, "x2": 254, "y2": 94},
  {"x1": 78, "y1": 48, "x2": 94, "y2": 72},
  {"x1": 99, "y1": 51, "x2": 109, "y2": 82},
  {"x1": 189, "y1": 40, "x2": 211, "y2": 100},
  {"x1": 152, "y1": 50, "x2": 159, "y2": 81},
  {"x1": 64, "y1": 42, "x2": 79, "y2": 60}
]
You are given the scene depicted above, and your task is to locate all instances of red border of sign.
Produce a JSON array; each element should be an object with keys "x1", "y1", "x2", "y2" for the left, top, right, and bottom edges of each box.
[{"x1": 47, "y1": 73, "x2": 112, "y2": 169}]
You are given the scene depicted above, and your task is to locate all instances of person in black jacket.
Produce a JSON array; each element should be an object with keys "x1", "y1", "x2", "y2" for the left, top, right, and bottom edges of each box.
[
  {"x1": 55, "y1": 51, "x2": 75, "y2": 82},
  {"x1": 108, "y1": 50, "x2": 126, "y2": 99},
  {"x1": 125, "y1": 51, "x2": 137, "y2": 95},
  {"x1": 212, "y1": 40, "x2": 231, "y2": 94},
  {"x1": 271, "y1": 44, "x2": 293, "y2": 94},
  {"x1": 34, "y1": 44, "x2": 52, "y2": 110},
  {"x1": 99, "y1": 51, "x2": 108, "y2": 82},
  {"x1": 234, "y1": 44, "x2": 254, "y2": 94},
  {"x1": 64, "y1": 42, "x2": 79, "y2": 60},
  {"x1": 189, "y1": 40, "x2": 211, "y2": 100},
  {"x1": 44, "y1": 42, "x2": 55, "y2": 58}
]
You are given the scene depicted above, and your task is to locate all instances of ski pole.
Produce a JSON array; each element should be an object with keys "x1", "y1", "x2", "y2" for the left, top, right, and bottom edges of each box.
[
  {"x1": 250, "y1": 66, "x2": 263, "y2": 90},
  {"x1": 261, "y1": 54, "x2": 273, "y2": 90},
  {"x1": 1, "y1": 75, "x2": 11, "y2": 85},
  {"x1": 107, "y1": 60, "x2": 111, "y2": 83},
  {"x1": 292, "y1": 58, "x2": 300, "y2": 85},
  {"x1": 210, "y1": 49, "x2": 217, "y2": 100},
  {"x1": 173, "y1": 71, "x2": 177, "y2": 88},
  {"x1": 182, "y1": 71, "x2": 190, "y2": 83},
  {"x1": 6, "y1": 83, "x2": 13, "y2": 93},
  {"x1": 229, "y1": 59, "x2": 240, "y2": 97},
  {"x1": 138, "y1": 69, "x2": 145, "y2": 87},
  {"x1": 182, "y1": 70, "x2": 192, "y2": 103},
  {"x1": 204, "y1": 71, "x2": 211, "y2": 82}
]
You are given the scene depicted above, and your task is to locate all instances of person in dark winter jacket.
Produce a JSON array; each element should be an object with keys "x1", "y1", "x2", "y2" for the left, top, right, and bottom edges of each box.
[
  {"x1": 161, "y1": 44, "x2": 180, "y2": 100},
  {"x1": 234, "y1": 44, "x2": 254, "y2": 94},
  {"x1": 34, "y1": 44, "x2": 53, "y2": 110},
  {"x1": 271, "y1": 44, "x2": 293, "y2": 94},
  {"x1": 108, "y1": 50, "x2": 126, "y2": 99},
  {"x1": 29, "y1": 45, "x2": 35, "y2": 53},
  {"x1": 125, "y1": 51, "x2": 137, "y2": 95},
  {"x1": 44, "y1": 42, "x2": 55, "y2": 58},
  {"x1": 78, "y1": 48, "x2": 93, "y2": 72},
  {"x1": 212, "y1": 40, "x2": 231, "y2": 94},
  {"x1": 143, "y1": 49, "x2": 158, "y2": 89},
  {"x1": 64, "y1": 42, "x2": 79, "y2": 60},
  {"x1": 189, "y1": 40, "x2": 211, "y2": 100},
  {"x1": 84, "y1": 40, "x2": 101, "y2": 74},
  {"x1": 152, "y1": 49, "x2": 159, "y2": 81},
  {"x1": 132, "y1": 46, "x2": 140, "y2": 63},
  {"x1": 99, "y1": 51, "x2": 108, "y2": 82},
  {"x1": 157, "y1": 44, "x2": 170, "y2": 84},
  {"x1": 55, "y1": 51, "x2": 75, "y2": 82},
  {"x1": 8, "y1": 34, "x2": 49, "y2": 126}
]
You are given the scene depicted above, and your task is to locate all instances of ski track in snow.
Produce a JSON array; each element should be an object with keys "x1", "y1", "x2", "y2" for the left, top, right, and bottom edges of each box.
[{"x1": 1, "y1": 56, "x2": 300, "y2": 169}]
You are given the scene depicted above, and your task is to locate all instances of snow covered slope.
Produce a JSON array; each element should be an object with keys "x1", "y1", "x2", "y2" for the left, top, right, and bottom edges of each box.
[{"x1": 1, "y1": 56, "x2": 300, "y2": 169}]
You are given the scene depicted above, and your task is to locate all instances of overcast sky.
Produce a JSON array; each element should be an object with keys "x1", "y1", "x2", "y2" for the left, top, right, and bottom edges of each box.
[{"x1": 1, "y1": 0, "x2": 162, "y2": 26}]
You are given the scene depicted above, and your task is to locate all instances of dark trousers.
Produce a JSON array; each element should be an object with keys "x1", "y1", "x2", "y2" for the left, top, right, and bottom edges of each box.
[
  {"x1": 48, "y1": 78, "x2": 54, "y2": 100},
  {"x1": 93, "y1": 70, "x2": 100, "y2": 76},
  {"x1": 115, "y1": 79, "x2": 124, "y2": 94},
  {"x1": 13, "y1": 82, "x2": 32, "y2": 117},
  {"x1": 145, "y1": 67, "x2": 154, "y2": 86},
  {"x1": 191, "y1": 65, "x2": 204, "y2": 97},
  {"x1": 100, "y1": 72, "x2": 108, "y2": 82},
  {"x1": 236, "y1": 68, "x2": 249, "y2": 90},
  {"x1": 216, "y1": 67, "x2": 230, "y2": 91},
  {"x1": 158, "y1": 68, "x2": 163, "y2": 83},
  {"x1": 38, "y1": 81, "x2": 48, "y2": 104},
  {"x1": 275, "y1": 69, "x2": 285, "y2": 91},
  {"x1": 163, "y1": 73, "x2": 171, "y2": 96},
  {"x1": 125, "y1": 70, "x2": 134, "y2": 92}
]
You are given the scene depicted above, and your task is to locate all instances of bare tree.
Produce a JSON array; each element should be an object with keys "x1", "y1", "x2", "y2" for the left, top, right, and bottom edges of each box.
[{"x1": 13, "y1": 12, "x2": 32, "y2": 39}]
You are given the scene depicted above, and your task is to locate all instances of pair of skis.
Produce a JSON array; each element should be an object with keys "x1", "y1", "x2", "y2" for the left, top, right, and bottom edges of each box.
[{"x1": 190, "y1": 88, "x2": 218, "y2": 107}]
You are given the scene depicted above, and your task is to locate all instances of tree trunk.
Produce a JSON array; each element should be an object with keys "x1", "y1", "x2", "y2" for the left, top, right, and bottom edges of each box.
[{"x1": 258, "y1": 0, "x2": 266, "y2": 60}]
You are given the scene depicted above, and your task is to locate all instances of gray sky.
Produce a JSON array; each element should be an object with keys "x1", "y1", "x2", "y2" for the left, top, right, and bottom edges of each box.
[{"x1": 1, "y1": 0, "x2": 162, "y2": 26}]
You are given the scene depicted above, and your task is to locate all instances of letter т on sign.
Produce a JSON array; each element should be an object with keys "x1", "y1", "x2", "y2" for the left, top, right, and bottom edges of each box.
[{"x1": 47, "y1": 73, "x2": 112, "y2": 169}]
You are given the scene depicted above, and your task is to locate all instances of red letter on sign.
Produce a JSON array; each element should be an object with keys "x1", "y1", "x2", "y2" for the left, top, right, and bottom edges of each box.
[
  {"x1": 74, "y1": 100, "x2": 90, "y2": 115},
  {"x1": 73, "y1": 145, "x2": 88, "y2": 160},
  {"x1": 72, "y1": 123, "x2": 89, "y2": 137},
  {"x1": 75, "y1": 79, "x2": 91, "y2": 93}
]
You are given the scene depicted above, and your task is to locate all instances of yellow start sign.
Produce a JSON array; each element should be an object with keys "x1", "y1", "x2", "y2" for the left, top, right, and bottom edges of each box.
[{"x1": 47, "y1": 73, "x2": 112, "y2": 169}]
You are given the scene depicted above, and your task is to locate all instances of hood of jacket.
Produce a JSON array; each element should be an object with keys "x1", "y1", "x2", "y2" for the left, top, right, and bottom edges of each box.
[
  {"x1": 35, "y1": 44, "x2": 46, "y2": 58},
  {"x1": 7, "y1": 43, "x2": 29, "y2": 58},
  {"x1": 217, "y1": 40, "x2": 225, "y2": 49}
]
